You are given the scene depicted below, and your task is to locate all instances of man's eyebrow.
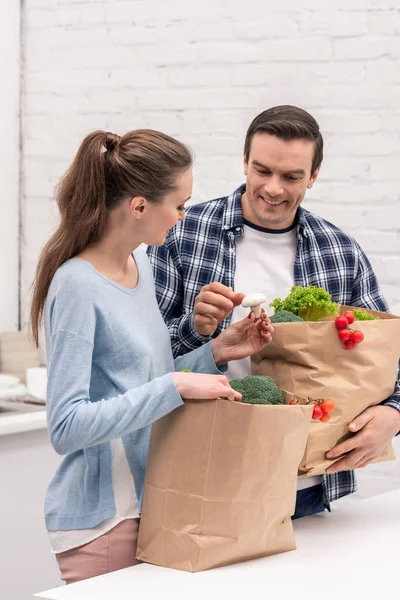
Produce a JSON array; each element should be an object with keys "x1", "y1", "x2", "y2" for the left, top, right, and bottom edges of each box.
[
  {"x1": 252, "y1": 160, "x2": 305, "y2": 175},
  {"x1": 282, "y1": 169, "x2": 306, "y2": 175}
]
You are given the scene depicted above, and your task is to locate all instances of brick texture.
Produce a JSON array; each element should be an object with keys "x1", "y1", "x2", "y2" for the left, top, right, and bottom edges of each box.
[{"x1": 21, "y1": 0, "x2": 400, "y2": 322}]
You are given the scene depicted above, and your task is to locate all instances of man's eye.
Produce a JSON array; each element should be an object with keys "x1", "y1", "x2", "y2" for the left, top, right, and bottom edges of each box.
[
  {"x1": 285, "y1": 176, "x2": 299, "y2": 181},
  {"x1": 178, "y1": 206, "x2": 185, "y2": 211}
]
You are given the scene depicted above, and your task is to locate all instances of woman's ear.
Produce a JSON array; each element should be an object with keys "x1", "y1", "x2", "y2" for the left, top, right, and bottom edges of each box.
[{"x1": 129, "y1": 196, "x2": 147, "y2": 219}]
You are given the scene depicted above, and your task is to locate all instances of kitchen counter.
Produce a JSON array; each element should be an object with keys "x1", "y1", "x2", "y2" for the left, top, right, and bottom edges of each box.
[
  {"x1": 34, "y1": 488, "x2": 400, "y2": 600},
  {"x1": 0, "y1": 401, "x2": 46, "y2": 436}
]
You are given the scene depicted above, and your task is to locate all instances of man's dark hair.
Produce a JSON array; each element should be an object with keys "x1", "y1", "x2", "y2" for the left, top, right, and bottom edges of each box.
[{"x1": 244, "y1": 105, "x2": 323, "y2": 175}]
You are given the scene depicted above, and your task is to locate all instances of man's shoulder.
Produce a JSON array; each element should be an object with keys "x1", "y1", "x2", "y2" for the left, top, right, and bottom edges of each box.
[
  {"x1": 302, "y1": 208, "x2": 360, "y2": 250},
  {"x1": 185, "y1": 194, "x2": 230, "y2": 218}
]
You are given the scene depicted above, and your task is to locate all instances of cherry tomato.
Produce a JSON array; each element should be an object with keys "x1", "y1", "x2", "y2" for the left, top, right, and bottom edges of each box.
[
  {"x1": 343, "y1": 311, "x2": 355, "y2": 325},
  {"x1": 312, "y1": 405, "x2": 323, "y2": 420},
  {"x1": 344, "y1": 339, "x2": 356, "y2": 349},
  {"x1": 320, "y1": 413, "x2": 331, "y2": 422},
  {"x1": 338, "y1": 328, "x2": 351, "y2": 342},
  {"x1": 351, "y1": 330, "x2": 364, "y2": 344},
  {"x1": 321, "y1": 399, "x2": 335, "y2": 413},
  {"x1": 335, "y1": 316, "x2": 348, "y2": 330},
  {"x1": 289, "y1": 399, "x2": 297, "y2": 405}
]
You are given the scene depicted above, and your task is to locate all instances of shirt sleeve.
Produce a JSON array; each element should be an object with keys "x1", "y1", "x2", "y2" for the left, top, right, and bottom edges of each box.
[
  {"x1": 147, "y1": 239, "x2": 211, "y2": 357},
  {"x1": 45, "y1": 287, "x2": 183, "y2": 455}
]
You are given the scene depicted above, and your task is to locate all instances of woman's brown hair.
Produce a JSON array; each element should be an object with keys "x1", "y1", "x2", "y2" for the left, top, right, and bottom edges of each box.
[{"x1": 30, "y1": 129, "x2": 192, "y2": 346}]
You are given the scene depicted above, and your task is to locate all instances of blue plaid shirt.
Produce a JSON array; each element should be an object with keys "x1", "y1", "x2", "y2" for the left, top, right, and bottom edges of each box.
[{"x1": 148, "y1": 184, "x2": 400, "y2": 504}]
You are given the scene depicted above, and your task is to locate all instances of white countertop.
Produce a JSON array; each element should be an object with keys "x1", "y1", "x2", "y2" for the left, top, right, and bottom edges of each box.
[
  {"x1": 0, "y1": 407, "x2": 46, "y2": 436},
  {"x1": 34, "y1": 488, "x2": 400, "y2": 600}
]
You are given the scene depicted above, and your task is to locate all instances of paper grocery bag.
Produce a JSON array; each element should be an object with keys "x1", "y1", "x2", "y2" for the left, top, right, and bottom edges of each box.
[
  {"x1": 251, "y1": 306, "x2": 399, "y2": 476},
  {"x1": 137, "y1": 397, "x2": 312, "y2": 572}
]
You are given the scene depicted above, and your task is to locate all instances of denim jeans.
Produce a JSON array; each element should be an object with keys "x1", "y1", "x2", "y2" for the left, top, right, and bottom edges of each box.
[{"x1": 292, "y1": 484, "x2": 327, "y2": 520}]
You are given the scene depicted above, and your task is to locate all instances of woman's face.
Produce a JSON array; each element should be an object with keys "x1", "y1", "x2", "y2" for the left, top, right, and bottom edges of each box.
[{"x1": 138, "y1": 168, "x2": 193, "y2": 246}]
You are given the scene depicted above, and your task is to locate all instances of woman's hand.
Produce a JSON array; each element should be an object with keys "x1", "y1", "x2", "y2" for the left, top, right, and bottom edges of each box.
[
  {"x1": 172, "y1": 372, "x2": 242, "y2": 402},
  {"x1": 211, "y1": 310, "x2": 274, "y2": 365}
]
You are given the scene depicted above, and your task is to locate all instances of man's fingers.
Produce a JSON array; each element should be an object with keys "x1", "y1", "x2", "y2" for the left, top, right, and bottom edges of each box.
[
  {"x1": 204, "y1": 282, "x2": 237, "y2": 299},
  {"x1": 326, "y1": 434, "x2": 361, "y2": 459},
  {"x1": 348, "y1": 408, "x2": 375, "y2": 433},
  {"x1": 195, "y1": 300, "x2": 232, "y2": 322},
  {"x1": 231, "y1": 292, "x2": 245, "y2": 307},
  {"x1": 326, "y1": 449, "x2": 368, "y2": 473},
  {"x1": 195, "y1": 291, "x2": 234, "y2": 312}
]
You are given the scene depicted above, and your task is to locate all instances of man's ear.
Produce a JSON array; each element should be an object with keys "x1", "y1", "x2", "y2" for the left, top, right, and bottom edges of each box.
[
  {"x1": 129, "y1": 196, "x2": 147, "y2": 219},
  {"x1": 243, "y1": 152, "x2": 248, "y2": 176},
  {"x1": 307, "y1": 165, "x2": 321, "y2": 189}
]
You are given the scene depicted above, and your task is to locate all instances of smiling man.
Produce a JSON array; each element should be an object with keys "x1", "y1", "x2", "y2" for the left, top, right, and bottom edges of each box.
[{"x1": 147, "y1": 105, "x2": 400, "y2": 517}]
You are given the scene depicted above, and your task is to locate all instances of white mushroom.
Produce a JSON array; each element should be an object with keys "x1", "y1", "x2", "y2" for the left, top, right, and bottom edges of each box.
[{"x1": 242, "y1": 293, "x2": 267, "y2": 318}]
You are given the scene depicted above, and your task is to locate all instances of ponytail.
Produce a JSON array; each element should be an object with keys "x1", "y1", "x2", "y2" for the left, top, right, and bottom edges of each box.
[{"x1": 30, "y1": 130, "x2": 116, "y2": 346}]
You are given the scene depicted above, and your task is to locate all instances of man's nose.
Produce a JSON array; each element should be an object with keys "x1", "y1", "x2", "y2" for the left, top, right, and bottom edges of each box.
[{"x1": 264, "y1": 177, "x2": 284, "y2": 197}]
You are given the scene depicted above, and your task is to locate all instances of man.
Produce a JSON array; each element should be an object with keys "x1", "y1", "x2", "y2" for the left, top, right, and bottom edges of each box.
[{"x1": 148, "y1": 105, "x2": 400, "y2": 517}]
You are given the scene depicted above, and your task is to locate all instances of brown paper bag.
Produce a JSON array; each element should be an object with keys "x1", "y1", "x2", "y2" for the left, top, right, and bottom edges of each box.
[
  {"x1": 137, "y1": 397, "x2": 312, "y2": 572},
  {"x1": 251, "y1": 306, "x2": 400, "y2": 476}
]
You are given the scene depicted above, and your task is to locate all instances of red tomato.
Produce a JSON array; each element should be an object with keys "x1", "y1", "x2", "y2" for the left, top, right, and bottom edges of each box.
[
  {"x1": 320, "y1": 413, "x2": 331, "y2": 422},
  {"x1": 335, "y1": 316, "x2": 348, "y2": 330},
  {"x1": 321, "y1": 399, "x2": 335, "y2": 413},
  {"x1": 344, "y1": 339, "x2": 356, "y2": 349},
  {"x1": 289, "y1": 399, "x2": 297, "y2": 405},
  {"x1": 343, "y1": 311, "x2": 355, "y2": 324},
  {"x1": 312, "y1": 405, "x2": 323, "y2": 420},
  {"x1": 338, "y1": 328, "x2": 351, "y2": 341},
  {"x1": 351, "y1": 330, "x2": 364, "y2": 344}
]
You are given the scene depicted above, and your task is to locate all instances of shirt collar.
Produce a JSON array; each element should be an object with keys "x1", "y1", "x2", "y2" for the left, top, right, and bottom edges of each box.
[{"x1": 222, "y1": 184, "x2": 246, "y2": 233}]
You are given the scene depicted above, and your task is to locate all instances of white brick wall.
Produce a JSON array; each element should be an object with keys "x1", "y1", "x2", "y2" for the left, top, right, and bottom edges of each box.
[
  {"x1": 21, "y1": 0, "x2": 400, "y2": 324},
  {"x1": 0, "y1": 0, "x2": 20, "y2": 332}
]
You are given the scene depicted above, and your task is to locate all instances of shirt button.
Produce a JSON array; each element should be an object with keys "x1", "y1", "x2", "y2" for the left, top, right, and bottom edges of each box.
[{"x1": 236, "y1": 227, "x2": 240, "y2": 231}]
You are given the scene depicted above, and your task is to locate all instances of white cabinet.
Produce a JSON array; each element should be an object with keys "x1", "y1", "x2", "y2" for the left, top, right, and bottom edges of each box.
[{"x1": 0, "y1": 421, "x2": 62, "y2": 600}]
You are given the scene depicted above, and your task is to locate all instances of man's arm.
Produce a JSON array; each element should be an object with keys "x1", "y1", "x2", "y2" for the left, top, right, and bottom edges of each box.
[{"x1": 147, "y1": 241, "x2": 211, "y2": 357}]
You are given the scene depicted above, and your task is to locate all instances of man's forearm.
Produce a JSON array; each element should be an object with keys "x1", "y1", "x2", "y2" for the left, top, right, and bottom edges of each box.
[{"x1": 169, "y1": 313, "x2": 212, "y2": 358}]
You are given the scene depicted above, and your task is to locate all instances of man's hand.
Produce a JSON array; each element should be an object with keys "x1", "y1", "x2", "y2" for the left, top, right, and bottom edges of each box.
[
  {"x1": 193, "y1": 283, "x2": 245, "y2": 336},
  {"x1": 325, "y1": 405, "x2": 400, "y2": 473}
]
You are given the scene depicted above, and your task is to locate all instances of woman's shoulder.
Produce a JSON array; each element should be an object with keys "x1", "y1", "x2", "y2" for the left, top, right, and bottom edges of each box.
[{"x1": 48, "y1": 259, "x2": 100, "y2": 301}]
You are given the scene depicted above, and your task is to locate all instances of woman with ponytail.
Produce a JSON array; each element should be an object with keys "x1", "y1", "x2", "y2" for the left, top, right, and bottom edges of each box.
[{"x1": 30, "y1": 129, "x2": 273, "y2": 584}]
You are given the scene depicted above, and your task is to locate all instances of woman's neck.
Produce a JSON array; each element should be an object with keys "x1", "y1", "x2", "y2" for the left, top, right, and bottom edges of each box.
[{"x1": 76, "y1": 230, "x2": 140, "y2": 289}]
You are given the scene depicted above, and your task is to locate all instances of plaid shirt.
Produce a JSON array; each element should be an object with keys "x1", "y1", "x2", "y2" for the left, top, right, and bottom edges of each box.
[{"x1": 148, "y1": 184, "x2": 400, "y2": 504}]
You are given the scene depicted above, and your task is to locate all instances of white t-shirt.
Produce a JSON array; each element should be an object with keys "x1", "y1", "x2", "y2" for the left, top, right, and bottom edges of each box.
[
  {"x1": 227, "y1": 219, "x2": 321, "y2": 491},
  {"x1": 226, "y1": 220, "x2": 297, "y2": 381},
  {"x1": 49, "y1": 438, "x2": 139, "y2": 553}
]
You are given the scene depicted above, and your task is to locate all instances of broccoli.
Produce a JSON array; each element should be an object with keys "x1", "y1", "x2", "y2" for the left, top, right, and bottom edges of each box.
[
  {"x1": 270, "y1": 310, "x2": 304, "y2": 323},
  {"x1": 229, "y1": 376, "x2": 284, "y2": 405},
  {"x1": 352, "y1": 308, "x2": 376, "y2": 321},
  {"x1": 270, "y1": 285, "x2": 340, "y2": 321}
]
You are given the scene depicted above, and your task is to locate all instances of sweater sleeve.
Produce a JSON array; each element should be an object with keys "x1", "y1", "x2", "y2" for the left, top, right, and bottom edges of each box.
[{"x1": 46, "y1": 329, "x2": 183, "y2": 455}]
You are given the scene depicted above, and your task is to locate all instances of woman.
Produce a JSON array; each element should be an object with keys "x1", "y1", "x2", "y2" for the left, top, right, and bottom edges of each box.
[{"x1": 30, "y1": 129, "x2": 273, "y2": 584}]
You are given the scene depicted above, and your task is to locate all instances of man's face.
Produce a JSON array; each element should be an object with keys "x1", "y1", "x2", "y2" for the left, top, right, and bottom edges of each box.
[{"x1": 242, "y1": 133, "x2": 320, "y2": 229}]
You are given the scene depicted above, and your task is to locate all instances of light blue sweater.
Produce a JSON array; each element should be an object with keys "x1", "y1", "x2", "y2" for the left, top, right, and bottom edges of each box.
[{"x1": 44, "y1": 248, "x2": 223, "y2": 531}]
